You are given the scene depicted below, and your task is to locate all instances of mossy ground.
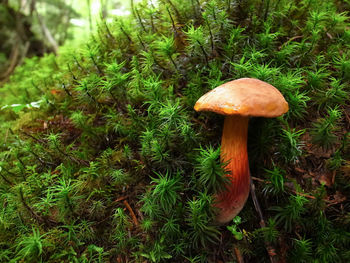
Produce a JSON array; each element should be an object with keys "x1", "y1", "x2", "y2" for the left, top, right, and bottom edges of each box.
[{"x1": 0, "y1": 0, "x2": 349, "y2": 262}]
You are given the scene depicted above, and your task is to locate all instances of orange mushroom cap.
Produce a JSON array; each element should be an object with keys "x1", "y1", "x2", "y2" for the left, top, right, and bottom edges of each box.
[{"x1": 194, "y1": 78, "x2": 289, "y2": 117}]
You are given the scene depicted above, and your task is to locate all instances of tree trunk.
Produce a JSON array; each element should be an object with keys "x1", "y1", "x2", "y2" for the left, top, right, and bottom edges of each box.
[{"x1": 34, "y1": 8, "x2": 59, "y2": 54}]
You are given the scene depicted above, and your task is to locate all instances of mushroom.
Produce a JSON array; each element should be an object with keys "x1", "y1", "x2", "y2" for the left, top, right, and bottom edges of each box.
[{"x1": 194, "y1": 78, "x2": 289, "y2": 223}]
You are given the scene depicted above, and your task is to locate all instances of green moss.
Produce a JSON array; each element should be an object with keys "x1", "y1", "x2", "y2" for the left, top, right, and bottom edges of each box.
[{"x1": 0, "y1": 0, "x2": 349, "y2": 262}]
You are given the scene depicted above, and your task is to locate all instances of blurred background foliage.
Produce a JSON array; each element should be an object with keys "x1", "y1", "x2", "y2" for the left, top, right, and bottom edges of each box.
[{"x1": 0, "y1": 0, "x2": 133, "y2": 82}]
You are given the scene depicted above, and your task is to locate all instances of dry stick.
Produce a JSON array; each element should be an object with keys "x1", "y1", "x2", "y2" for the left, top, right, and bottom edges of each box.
[
  {"x1": 233, "y1": 245, "x2": 244, "y2": 263},
  {"x1": 19, "y1": 188, "x2": 43, "y2": 223},
  {"x1": 0, "y1": 172, "x2": 13, "y2": 186},
  {"x1": 62, "y1": 83, "x2": 72, "y2": 97},
  {"x1": 166, "y1": 6, "x2": 176, "y2": 31},
  {"x1": 72, "y1": 55, "x2": 85, "y2": 72},
  {"x1": 165, "y1": 0, "x2": 182, "y2": 21},
  {"x1": 251, "y1": 177, "x2": 344, "y2": 206},
  {"x1": 103, "y1": 20, "x2": 116, "y2": 42},
  {"x1": 18, "y1": 187, "x2": 57, "y2": 226},
  {"x1": 250, "y1": 176, "x2": 278, "y2": 263},
  {"x1": 107, "y1": 196, "x2": 129, "y2": 210},
  {"x1": 205, "y1": 17, "x2": 214, "y2": 52},
  {"x1": 120, "y1": 25, "x2": 133, "y2": 43},
  {"x1": 20, "y1": 130, "x2": 46, "y2": 144},
  {"x1": 135, "y1": 7, "x2": 146, "y2": 32},
  {"x1": 123, "y1": 200, "x2": 139, "y2": 227},
  {"x1": 29, "y1": 150, "x2": 56, "y2": 167},
  {"x1": 197, "y1": 40, "x2": 209, "y2": 67},
  {"x1": 35, "y1": 9, "x2": 58, "y2": 54},
  {"x1": 21, "y1": 130, "x2": 87, "y2": 166},
  {"x1": 113, "y1": 196, "x2": 128, "y2": 204}
]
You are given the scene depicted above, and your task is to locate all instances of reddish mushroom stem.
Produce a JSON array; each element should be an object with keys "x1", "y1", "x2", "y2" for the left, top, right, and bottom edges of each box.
[{"x1": 215, "y1": 115, "x2": 250, "y2": 223}]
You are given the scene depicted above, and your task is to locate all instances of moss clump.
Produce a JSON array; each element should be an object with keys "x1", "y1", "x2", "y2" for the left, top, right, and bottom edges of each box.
[{"x1": 0, "y1": 0, "x2": 349, "y2": 262}]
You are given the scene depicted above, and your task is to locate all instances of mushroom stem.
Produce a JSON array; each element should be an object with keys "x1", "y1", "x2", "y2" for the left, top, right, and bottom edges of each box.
[{"x1": 215, "y1": 115, "x2": 250, "y2": 223}]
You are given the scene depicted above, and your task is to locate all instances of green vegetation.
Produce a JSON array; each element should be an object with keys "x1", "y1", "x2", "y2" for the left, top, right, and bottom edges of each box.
[{"x1": 0, "y1": 0, "x2": 349, "y2": 262}]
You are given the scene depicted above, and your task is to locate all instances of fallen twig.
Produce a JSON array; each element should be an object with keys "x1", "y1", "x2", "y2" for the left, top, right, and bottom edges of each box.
[
  {"x1": 250, "y1": 176, "x2": 278, "y2": 263},
  {"x1": 233, "y1": 244, "x2": 244, "y2": 263},
  {"x1": 19, "y1": 187, "x2": 57, "y2": 226},
  {"x1": 113, "y1": 196, "x2": 128, "y2": 203},
  {"x1": 123, "y1": 200, "x2": 139, "y2": 227},
  {"x1": 251, "y1": 176, "x2": 346, "y2": 206},
  {"x1": 0, "y1": 172, "x2": 14, "y2": 186}
]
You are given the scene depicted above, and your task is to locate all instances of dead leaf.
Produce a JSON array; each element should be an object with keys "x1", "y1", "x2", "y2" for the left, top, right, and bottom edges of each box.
[{"x1": 317, "y1": 171, "x2": 334, "y2": 187}]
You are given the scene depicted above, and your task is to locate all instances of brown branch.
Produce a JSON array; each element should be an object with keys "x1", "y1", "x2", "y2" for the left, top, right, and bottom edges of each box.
[
  {"x1": 113, "y1": 196, "x2": 128, "y2": 204},
  {"x1": 19, "y1": 187, "x2": 45, "y2": 223},
  {"x1": 234, "y1": 245, "x2": 244, "y2": 263},
  {"x1": 0, "y1": 172, "x2": 14, "y2": 186},
  {"x1": 123, "y1": 200, "x2": 139, "y2": 227},
  {"x1": 19, "y1": 187, "x2": 58, "y2": 227},
  {"x1": 34, "y1": 8, "x2": 58, "y2": 54},
  {"x1": 250, "y1": 176, "x2": 279, "y2": 263},
  {"x1": 251, "y1": 177, "x2": 343, "y2": 205},
  {"x1": 20, "y1": 130, "x2": 46, "y2": 144}
]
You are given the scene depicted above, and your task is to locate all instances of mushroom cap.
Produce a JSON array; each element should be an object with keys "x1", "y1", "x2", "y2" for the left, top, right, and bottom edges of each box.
[{"x1": 194, "y1": 78, "x2": 289, "y2": 117}]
